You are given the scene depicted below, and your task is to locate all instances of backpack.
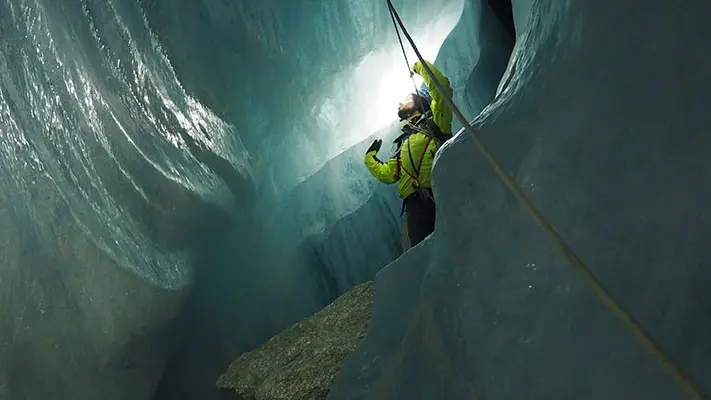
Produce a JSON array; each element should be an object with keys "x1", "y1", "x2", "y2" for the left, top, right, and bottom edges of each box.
[{"x1": 395, "y1": 110, "x2": 451, "y2": 147}]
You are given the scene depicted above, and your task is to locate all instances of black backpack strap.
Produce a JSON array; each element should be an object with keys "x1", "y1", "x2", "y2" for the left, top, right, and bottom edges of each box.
[{"x1": 404, "y1": 111, "x2": 449, "y2": 146}]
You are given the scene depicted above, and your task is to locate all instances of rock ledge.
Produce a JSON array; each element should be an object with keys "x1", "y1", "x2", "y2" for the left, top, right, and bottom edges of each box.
[{"x1": 217, "y1": 281, "x2": 374, "y2": 400}]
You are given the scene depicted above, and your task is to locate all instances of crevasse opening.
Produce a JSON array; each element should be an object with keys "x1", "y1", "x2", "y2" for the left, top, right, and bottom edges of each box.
[
  {"x1": 314, "y1": 2, "x2": 464, "y2": 159},
  {"x1": 4, "y1": 0, "x2": 709, "y2": 399}
]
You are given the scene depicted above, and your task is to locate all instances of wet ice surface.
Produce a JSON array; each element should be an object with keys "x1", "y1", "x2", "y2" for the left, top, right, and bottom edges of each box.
[
  {"x1": 331, "y1": 0, "x2": 711, "y2": 398},
  {"x1": 0, "y1": 0, "x2": 466, "y2": 398},
  {"x1": 2, "y1": 0, "x2": 708, "y2": 398}
]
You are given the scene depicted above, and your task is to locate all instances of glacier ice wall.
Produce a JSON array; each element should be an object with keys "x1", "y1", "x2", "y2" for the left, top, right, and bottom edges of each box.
[
  {"x1": 149, "y1": 1, "x2": 493, "y2": 398},
  {"x1": 0, "y1": 0, "x2": 254, "y2": 398},
  {"x1": 0, "y1": 0, "x2": 483, "y2": 399},
  {"x1": 144, "y1": 0, "x2": 464, "y2": 195},
  {"x1": 330, "y1": 0, "x2": 711, "y2": 398},
  {"x1": 9, "y1": 0, "x2": 681, "y2": 398}
]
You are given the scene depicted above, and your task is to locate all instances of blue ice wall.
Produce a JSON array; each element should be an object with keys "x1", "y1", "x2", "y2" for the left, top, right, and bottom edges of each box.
[
  {"x1": 0, "y1": 0, "x2": 252, "y2": 398},
  {"x1": 143, "y1": 0, "x2": 463, "y2": 195},
  {"x1": 147, "y1": 0, "x2": 475, "y2": 398},
  {"x1": 9, "y1": 0, "x2": 674, "y2": 398},
  {"x1": 330, "y1": 0, "x2": 711, "y2": 398}
]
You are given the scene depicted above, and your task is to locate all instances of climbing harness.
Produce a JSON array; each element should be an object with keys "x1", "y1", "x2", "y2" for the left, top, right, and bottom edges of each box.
[
  {"x1": 393, "y1": 112, "x2": 440, "y2": 212},
  {"x1": 385, "y1": 0, "x2": 708, "y2": 398}
]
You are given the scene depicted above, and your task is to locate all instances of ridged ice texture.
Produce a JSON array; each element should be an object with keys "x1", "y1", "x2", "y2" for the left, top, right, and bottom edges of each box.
[
  {"x1": 0, "y1": 0, "x2": 250, "y2": 398},
  {"x1": 144, "y1": 0, "x2": 463, "y2": 196},
  {"x1": 330, "y1": 0, "x2": 711, "y2": 398},
  {"x1": 0, "y1": 0, "x2": 469, "y2": 398}
]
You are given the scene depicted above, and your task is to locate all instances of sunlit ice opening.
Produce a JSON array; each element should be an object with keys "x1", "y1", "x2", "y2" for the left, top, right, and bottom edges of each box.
[{"x1": 317, "y1": 0, "x2": 465, "y2": 157}]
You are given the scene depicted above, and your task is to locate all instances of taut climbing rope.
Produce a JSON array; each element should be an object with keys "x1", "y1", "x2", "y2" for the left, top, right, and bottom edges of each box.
[
  {"x1": 385, "y1": 0, "x2": 707, "y2": 398},
  {"x1": 388, "y1": 3, "x2": 426, "y2": 113}
]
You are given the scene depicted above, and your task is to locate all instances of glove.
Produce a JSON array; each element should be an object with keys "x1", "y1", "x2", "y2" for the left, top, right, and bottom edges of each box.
[
  {"x1": 412, "y1": 60, "x2": 422, "y2": 75},
  {"x1": 367, "y1": 139, "x2": 382, "y2": 154}
]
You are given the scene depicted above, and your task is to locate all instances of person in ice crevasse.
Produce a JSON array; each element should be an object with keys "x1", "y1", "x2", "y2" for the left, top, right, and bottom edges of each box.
[{"x1": 364, "y1": 59, "x2": 453, "y2": 247}]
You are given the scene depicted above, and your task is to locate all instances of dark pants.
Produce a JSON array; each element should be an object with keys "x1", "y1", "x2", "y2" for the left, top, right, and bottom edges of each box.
[{"x1": 404, "y1": 190, "x2": 436, "y2": 247}]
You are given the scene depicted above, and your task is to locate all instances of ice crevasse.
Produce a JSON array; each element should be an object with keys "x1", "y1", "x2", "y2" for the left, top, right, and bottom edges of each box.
[{"x1": 0, "y1": 0, "x2": 710, "y2": 399}]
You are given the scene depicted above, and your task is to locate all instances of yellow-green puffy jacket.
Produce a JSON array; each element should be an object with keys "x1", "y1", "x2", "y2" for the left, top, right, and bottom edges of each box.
[{"x1": 364, "y1": 60, "x2": 453, "y2": 199}]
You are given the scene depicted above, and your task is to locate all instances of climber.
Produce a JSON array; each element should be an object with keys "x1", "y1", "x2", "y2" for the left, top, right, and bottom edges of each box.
[{"x1": 364, "y1": 59, "x2": 453, "y2": 247}]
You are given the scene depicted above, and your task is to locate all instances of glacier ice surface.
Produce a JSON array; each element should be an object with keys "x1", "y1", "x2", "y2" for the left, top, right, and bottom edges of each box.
[
  {"x1": 330, "y1": 0, "x2": 711, "y2": 399},
  {"x1": 3, "y1": 0, "x2": 708, "y2": 398}
]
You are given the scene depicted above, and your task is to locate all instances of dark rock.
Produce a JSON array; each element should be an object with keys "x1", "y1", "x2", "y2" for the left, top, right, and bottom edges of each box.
[{"x1": 216, "y1": 282, "x2": 374, "y2": 400}]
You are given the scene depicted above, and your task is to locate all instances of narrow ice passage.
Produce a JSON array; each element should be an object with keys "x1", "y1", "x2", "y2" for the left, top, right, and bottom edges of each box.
[{"x1": 1, "y1": 0, "x2": 709, "y2": 399}]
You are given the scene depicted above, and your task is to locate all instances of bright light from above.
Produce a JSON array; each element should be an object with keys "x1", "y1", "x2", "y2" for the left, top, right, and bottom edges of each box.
[
  {"x1": 315, "y1": 0, "x2": 465, "y2": 156},
  {"x1": 357, "y1": 51, "x2": 426, "y2": 129}
]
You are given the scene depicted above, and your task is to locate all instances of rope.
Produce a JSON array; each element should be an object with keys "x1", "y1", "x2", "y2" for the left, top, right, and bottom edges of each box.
[
  {"x1": 385, "y1": 1, "x2": 708, "y2": 398},
  {"x1": 387, "y1": 3, "x2": 422, "y2": 107}
]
